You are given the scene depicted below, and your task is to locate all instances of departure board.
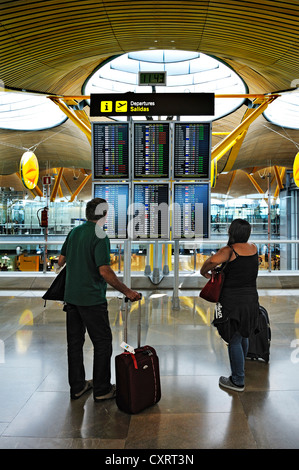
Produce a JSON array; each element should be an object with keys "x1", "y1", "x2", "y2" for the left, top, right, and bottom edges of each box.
[
  {"x1": 132, "y1": 183, "x2": 170, "y2": 239},
  {"x1": 172, "y1": 183, "x2": 210, "y2": 239},
  {"x1": 173, "y1": 122, "x2": 211, "y2": 179},
  {"x1": 92, "y1": 183, "x2": 130, "y2": 239},
  {"x1": 133, "y1": 122, "x2": 170, "y2": 178},
  {"x1": 92, "y1": 123, "x2": 129, "y2": 179}
]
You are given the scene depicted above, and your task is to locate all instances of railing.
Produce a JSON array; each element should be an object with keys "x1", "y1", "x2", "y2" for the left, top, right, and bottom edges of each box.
[{"x1": 0, "y1": 238, "x2": 298, "y2": 275}]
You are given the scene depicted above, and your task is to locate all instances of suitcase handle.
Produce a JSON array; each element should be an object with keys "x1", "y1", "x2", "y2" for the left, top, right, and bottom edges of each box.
[
  {"x1": 125, "y1": 294, "x2": 142, "y2": 302},
  {"x1": 124, "y1": 294, "x2": 142, "y2": 347}
]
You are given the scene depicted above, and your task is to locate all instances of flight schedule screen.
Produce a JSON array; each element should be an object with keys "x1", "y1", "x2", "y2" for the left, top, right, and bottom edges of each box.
[
  {"x1": 173, "y1": 183, "x2": 209, "y2": 239},
  {"x1": 92, "y1": 123, "x2": 129, "y2": 179},
  {"x1": 173, "y1": 122, "x2": 210, "y2": 179},
  {"x1": 132, "y1": 183, "x2": 169, "y2": 239},
  {"x1": 93, "y1": 183, "x2": 129, "y2": 239},
  {"x1": 133, "y1": 122, "x2": 170, "y2": 178}
]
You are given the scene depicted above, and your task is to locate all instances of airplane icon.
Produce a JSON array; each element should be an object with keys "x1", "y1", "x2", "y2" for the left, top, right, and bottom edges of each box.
[{"x1": 116, "y1": 101, "x2": 127, "y2": 112}]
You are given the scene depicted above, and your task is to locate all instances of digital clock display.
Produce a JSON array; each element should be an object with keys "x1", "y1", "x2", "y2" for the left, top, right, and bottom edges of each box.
[{"x1": 138, "y1": 72, "x2": 167, "y2": 86}]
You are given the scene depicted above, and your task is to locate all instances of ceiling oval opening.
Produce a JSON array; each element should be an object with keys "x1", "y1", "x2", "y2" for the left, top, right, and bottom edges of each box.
[{"x1": 83, "y1": 50, "x2": 248, "y2": 121}]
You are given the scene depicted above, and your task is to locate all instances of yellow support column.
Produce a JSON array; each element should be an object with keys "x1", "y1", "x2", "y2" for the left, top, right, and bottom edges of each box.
[
  {"x1": 70, "y1": 174, "x2": 92, "y2": 202},
  {"x1": 212, "y1": 95, "x2": 279, "y2": 165},
  {"x1": 50, "y1": 168, "x2": 64, "y2": 202},
  {"x1": 49, "y1": 97, "x2": 91, "y2": 144},
  {"x1": 246, "y1": 173, "x2": 264, "y2": 194},
  {"x1": 274, "y1": 167, "x2": 286, "y2": 198}
]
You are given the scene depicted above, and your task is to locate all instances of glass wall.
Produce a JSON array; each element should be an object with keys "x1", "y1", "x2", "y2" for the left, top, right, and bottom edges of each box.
[
  {"x1": 210, "y1": 194, "x2": 280, "y2": 237},
  {"x1": 0, "y1": 189, "x2": 287, "y2": 273}
]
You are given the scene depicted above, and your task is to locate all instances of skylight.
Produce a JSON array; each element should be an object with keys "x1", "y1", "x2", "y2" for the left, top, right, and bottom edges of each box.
[
  {"x1": 263, "y1": 91, "x2": 299, "y2": 130},
  {"x1": 83, "y1": 50, "x2": 248, "y2": 121},
  {"x1": 0, "y1": 92, "x2": 67, "y2": 130}
]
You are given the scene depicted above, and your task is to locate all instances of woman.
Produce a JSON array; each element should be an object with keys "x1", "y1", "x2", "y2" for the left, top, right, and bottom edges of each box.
[{"x1": 200, "y1": 219, "x2": 259, "y2": 392}]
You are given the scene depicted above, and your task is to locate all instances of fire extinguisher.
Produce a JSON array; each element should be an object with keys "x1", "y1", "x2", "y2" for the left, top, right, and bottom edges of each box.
[{"x1": 38, "y1": 207, "x2": 48, "y2": 227}]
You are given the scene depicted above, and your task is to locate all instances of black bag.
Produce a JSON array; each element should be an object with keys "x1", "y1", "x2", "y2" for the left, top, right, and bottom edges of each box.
[
  {"x1": 115, "y1": 297, "x2": 161, "y2": 414},
  {"x1": 42, "y1": 267, "x2": 66, "y2": 305},
  {"x1": 247, "y1": 305, "x2": 271, "y2": 363}
]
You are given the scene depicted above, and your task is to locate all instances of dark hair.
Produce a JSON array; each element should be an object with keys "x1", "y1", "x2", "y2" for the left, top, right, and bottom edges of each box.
[
  {"x1": 227, "y1": 218, "x2": 251, "y2": 245},
  {"x1": 85, "y1": 198, "x2": 108, "y2": 221}
]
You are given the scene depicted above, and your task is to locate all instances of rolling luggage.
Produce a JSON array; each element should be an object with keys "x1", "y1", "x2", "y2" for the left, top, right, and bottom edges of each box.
[
  {"x1": 247, "y1": 305, "x2": 271, "y2": 363},
  {"x1": 115, "y1": 296, "x2": 161, "y2": 414}
]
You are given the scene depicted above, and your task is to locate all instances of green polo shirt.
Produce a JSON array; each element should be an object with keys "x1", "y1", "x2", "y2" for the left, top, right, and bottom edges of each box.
[{"x1": 61, "y1": 221, "x2": 110, "y2": 306}]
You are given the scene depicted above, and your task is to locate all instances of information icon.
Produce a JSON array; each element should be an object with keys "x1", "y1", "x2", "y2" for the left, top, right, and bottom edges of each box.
[{"x1": 100, "y1": 101, "x2": 113, "y2": 112}]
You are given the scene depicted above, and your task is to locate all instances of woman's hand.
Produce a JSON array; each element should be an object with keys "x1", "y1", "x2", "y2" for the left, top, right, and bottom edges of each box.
[
  {"x1": 200, "y1": 246, "x2": 232, "y2": 278},
  {"x1": 202, "y1": 271, "x2": 212, "y2": 280}
]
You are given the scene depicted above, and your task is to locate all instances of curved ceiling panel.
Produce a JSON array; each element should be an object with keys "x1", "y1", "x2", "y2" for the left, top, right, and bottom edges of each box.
[
  {"x1": 0, "y1": 119, "x2": 91, "y2": 175},
  {"x1": 0, "y1": 1, "x2": 298, "y2": 95},
  {"x1": 0, "y1": 0, "x2": 298, "y2": 198}
]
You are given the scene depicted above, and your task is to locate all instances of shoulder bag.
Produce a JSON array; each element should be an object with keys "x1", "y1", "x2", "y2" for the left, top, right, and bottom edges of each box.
[
  {"x1": 42, "y1": 266, "x2": 66, "y2": 305},
  {"x1": 199, "y1": 249, "x2": 233, "y2": 303}
]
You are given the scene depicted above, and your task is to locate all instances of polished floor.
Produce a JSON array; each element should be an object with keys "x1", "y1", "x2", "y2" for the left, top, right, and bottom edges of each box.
[{"x1": 0, "y1": 288, "x2": 299, "y2": 450}]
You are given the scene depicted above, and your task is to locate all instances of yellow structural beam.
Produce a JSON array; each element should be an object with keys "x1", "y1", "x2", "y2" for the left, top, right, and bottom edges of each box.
[
  {"x1": 246, "y1": 173, "x2": 264, "y2": 194},
  {"x1": 274, "y1": 167, "x2": 286, "y2": 198},
  {"x1": 212, "y1": 94, "x2": 279, "y2": 166},
  {"x1": 226, "y1": 170, "x2": 237, "y2": 195},
  {"x1": 222, "y1": 108, "x2": 254, "y2": 172},
  {"x1": 48, "y1": 97, "x2": 91, "y2": 144},
  {"x1": 53, "y1": 167, "x2": 64, "y2": 199},
  {"x1": 70, "y1": 174, "x2": 92, "y2": 202},
  {"x1": 50, "y1": 168, "x2": 64, "y2": 202},
  {"x1": 212, "y1": 132, "x2": 230, "y2": 136},
  {"x1": 62, "y1": 175, "x2": 72, "y2": 195},
  {"x1": 16, "y1": 172, "x2": 43, "y2": 198},
  {"x1": 274, "y1": 165, "x2": 284, "y2": 190},
  {"x1": 211, "y1": 159, "x2": 217, "y2": 188}
]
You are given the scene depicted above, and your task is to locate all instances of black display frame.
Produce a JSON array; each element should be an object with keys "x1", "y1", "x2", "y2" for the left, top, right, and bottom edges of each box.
[
  {"x1": 172, "y1": 182, "x2": 210, "y2": 240},
  {"x1": 92, "y1": 122, "x2": 130, "y2": 180},
  {"x1": 92, "y1": 182, "x2": 130, "y2": 240},
  {"x1": 132, "y1": 121, "x2": 171, "y2": 180},
  {"x1": 173, "y1": 121, "x2": 211, "y2": 180},
  {"x1": 131, "y1": 182, "x2": 170, "y2": 240}
]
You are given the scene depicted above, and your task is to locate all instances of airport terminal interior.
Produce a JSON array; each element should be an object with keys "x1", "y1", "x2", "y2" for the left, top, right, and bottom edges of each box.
[{"x1": 0, "y1": 0, "x2": 299, "y2": 451}]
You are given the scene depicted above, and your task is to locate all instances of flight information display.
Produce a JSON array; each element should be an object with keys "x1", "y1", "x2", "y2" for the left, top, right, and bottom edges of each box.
[
  {"x1": 92, "y1": 183, "x2": 130, "y2": 239},
  {"x1": 172, "y1": 183, "x2": 210, "y2": 239},
  {"x1": 132, "y1": 183, "x2": 170, "y2": 239},
  {"x1": 173, "y1": 122, "x2": 211, "y2": 179},
  {"x1": 92, "y1": 122, "x2": 129, "y2": 179},
  {"x1": 133, "y1": 122, "x2": 170, "y2": 178}
]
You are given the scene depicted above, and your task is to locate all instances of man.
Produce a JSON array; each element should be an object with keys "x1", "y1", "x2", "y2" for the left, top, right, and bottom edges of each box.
[{"x1": 58, "y1": 198, "x2": 140, "y2": 402}]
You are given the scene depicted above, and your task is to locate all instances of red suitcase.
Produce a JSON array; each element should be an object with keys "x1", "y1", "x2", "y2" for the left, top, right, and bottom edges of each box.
[{"x1": 115, "y1": 296, "x2": 161, "y2": 414}]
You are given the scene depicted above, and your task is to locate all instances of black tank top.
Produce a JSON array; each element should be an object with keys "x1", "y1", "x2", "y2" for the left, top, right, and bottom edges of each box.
[{"x1": 222, "y1": 247, "x2": 258, "y2": 288}]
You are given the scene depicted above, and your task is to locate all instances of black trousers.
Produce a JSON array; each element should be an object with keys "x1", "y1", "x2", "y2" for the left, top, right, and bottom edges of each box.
[{"x1": 65, "y1": 302, "x2": 112, "y2": 398}]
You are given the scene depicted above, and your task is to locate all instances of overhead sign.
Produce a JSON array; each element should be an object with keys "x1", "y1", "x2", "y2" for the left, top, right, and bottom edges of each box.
[
  {"x1": 90, "y1": 92, "x2": 215, "y2": 117},
  {"x1": 19, "y1": 151, "x2": 39, "y2": 190}
]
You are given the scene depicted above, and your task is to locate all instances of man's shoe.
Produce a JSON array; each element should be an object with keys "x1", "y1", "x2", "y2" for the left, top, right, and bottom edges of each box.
[
  {"x1": 71, "y1": 380, "x2": 93, "y2": 400},
  {"x1": 94, "y1": 384, "x2": 116, "y2": 402},
  {"x1": 219, "y1": 376, "x2": 244, "y2": 392}
]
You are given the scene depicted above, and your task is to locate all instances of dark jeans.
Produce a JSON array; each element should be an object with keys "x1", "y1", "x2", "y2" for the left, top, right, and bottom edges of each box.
[{"x1": 65, "y1": 302, "x2": 112, "y2": 398}]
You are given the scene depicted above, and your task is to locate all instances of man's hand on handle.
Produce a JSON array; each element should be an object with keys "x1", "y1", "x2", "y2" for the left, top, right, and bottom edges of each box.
[{"x1": 125, "y1": 290, "x2": 142, "y2": 302}]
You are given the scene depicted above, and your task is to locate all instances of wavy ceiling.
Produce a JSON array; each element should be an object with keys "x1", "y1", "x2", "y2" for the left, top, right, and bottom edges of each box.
[{"x1": 0, "y1": 0, "x2": 298, "y2": 197}]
